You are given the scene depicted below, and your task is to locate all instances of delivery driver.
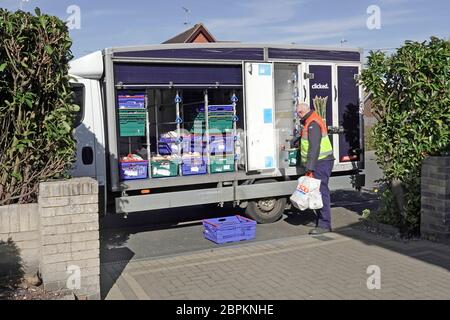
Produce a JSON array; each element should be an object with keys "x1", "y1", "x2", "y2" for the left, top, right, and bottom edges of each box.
[{"x1": 293, "y1": 102, "x2": 335, "y2": 235}]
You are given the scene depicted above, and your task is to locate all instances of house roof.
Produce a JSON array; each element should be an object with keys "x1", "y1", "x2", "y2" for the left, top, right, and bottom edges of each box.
[{"x1": 162, "y1": 23, "x2": 216, "y2": 44}]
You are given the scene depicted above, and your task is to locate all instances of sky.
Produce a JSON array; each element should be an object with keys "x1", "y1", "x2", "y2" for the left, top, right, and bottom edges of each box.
[{"x1": 1, "y1": 0, "x2": 449, "y2": 58}]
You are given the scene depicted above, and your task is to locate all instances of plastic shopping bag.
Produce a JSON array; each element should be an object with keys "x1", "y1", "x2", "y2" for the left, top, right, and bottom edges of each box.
[
  {"x1": 290, "y1": 176, "x2": 322, "y2": 211},
  {"x1": 290, "y1": 189, "x2": 309, "y2": 211},
  {"x1": 308, "y1": 189, "x2": 324, "y2": 210}
]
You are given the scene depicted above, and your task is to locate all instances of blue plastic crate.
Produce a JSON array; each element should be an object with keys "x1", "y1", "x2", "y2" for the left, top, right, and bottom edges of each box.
[
  {"x1": 118, "y1": 94, "x2": 146, "y2": 109},
  {"x1": 189, "y1": 135, "x2": 206, "y2": 154},
  {"x1": 210, "y1": 135, "x2": 235, "y2": 154},
  {"x1": 119, "y1": 161, "x2": 148, "y2": 181},
  {"x1": 203, "y1": 216, "x2": 257, "y2": 244},
  {"x1": 158, "y1": 137, "x2": 179, "y2": 155},
  {"x1": 159, "y1": 137, "x2": 192, "y2": 155},
  {"x1": 181, "y1": 157, "x2": 207, "y2": 176},
  {"x1": 198, "y1": 105, "x2": 234, "y2": 113}
]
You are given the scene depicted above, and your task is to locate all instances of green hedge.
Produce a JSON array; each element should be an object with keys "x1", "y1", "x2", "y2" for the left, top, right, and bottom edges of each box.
[
  {"x1": 360, "y1": 37, "x2": 450, "y2": 234},
  {"x1": 0, "y1": 8, "x2": 78, "y2": 205}
]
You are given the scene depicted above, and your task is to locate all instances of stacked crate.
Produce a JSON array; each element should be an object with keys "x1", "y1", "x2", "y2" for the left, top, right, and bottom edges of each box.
[
  {"x1": 207, "y1": 105, "x2": 236, "y2": 174},
  {"x1": 118, "y1": 94, "x2": 149, "y2": 180},
  {"x1": 182, "y1": 104, "x2": 237, "y2": 175}
]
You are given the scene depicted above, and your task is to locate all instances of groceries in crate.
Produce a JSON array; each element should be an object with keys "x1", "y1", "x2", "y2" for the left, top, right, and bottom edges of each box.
[
  {"x1": 120, "y1": 154, "x2": 148, "y2": 181},
  {"x1": 181, "y1": 152, "x2": 207, "y2": 176},
  {"x1": 121, "y1": 154, "x2": 144, "y2": 162},
  {"x1": 151, "y1": 155, "x2": 180, "y2": 178},
  {"x1": 290, "y1": 176, "x2": 323, "y2": 211},
  {"x1": 135, "y1": 147, "x2": 149, "y2": 160},
  {"x1": 203, "y1": 215, "x2": 256, "y2": 244},
  {"x1": 118, "y1": 94, "x2": 146, "y2": 109},
  {"x1": 158, "y1": 131, "x2": 186, "y2": 155},
  {"x1": 161, "y1": 131, "x2": 179, "y2": 139}
]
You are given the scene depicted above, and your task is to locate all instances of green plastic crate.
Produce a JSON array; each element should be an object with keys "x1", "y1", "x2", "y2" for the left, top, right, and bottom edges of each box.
[
  {"x1": 151, "y1": 158, "x2": 179, "y2": 178},
  {"x1": 119, "y1": 109, "x2": 147, "y2": 137},
  {"x1": 209, "y1": 155, "x2": 235, "y2": 174},
  {"x1": 208, "y1": 117, "x2": 234, "y2": 132},
  {"x1": 288, "y1": 149, "x2": 299, "y2": 166},
  {"x1": 188, "y1": 123, "x2": 206, "y2": 134}
]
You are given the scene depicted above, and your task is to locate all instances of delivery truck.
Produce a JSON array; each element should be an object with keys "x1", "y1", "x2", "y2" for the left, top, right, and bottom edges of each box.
[{"x1": 68, "y1": 43, "x2": 366, "y2": 223}]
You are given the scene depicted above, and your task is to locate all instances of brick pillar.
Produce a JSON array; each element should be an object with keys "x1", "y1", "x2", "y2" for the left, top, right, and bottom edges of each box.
[
  {"x1": 38, "y1": 178, "x2": 100, "y2": 300},
  {"x1": 421, "y1": 157, "x2": 450, "y2": 244}
]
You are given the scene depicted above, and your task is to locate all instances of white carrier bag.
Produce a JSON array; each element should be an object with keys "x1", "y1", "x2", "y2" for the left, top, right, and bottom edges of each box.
[
  {"x1": 308, "y1": 188, "x2": 324, "y2": 210},
  {"x1": 290, "y1": 176, "x2": 323, "y2": 211}
]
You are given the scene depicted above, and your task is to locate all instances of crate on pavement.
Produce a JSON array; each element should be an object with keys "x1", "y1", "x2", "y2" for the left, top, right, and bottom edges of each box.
[{"x1": 203, "y1": 215, "x2": 256, "y2": 244}]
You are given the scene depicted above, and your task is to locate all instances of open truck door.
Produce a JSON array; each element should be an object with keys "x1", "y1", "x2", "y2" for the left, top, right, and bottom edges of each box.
[
  {"x1": 303, "y1": 63, "x2": 363, "y2": 172},
  {"x1": 244, "y1": 62, "x2": 277, "y2": 173}
]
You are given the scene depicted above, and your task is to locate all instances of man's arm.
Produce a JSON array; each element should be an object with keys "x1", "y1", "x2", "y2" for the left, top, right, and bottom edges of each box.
[
  {"x1": 306, "y1": 122, "x2": 321, "y2": 172},
  {"x1": 290, "y1": 135, "x2": 301, "y2": 149}
]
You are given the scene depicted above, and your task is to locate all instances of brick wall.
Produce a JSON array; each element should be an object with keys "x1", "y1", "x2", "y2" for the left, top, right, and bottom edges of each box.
[
  {"x1": 0, "y1": 178, "x2": 100, "y2": 300},
  {"x1": 0, "y1": 204, "x2": 40, "y2": 275},
  {"x1": 38, "y1": 178, "x2": 100, "y2": 299},
  {"x1": 421, "y1": 156, "x2": 450, "y2": 244}
]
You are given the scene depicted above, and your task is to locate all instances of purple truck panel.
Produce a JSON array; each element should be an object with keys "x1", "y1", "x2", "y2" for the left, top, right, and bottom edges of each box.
[
  {"x1": 114, "y1": 63, "x2": 242, "y2": 85},
  {"x1": 309, "y1": 64, "x2": 334, "y2": 138},
  {"x1": 114, "y1": 48, "x2": 264, "y2": 61},
  {"x1": 338, "y1": 66, "x2": 361, "y2": 162},
  {"x1": 269, "y1": 48, "x2": 360, "y2": 62}
]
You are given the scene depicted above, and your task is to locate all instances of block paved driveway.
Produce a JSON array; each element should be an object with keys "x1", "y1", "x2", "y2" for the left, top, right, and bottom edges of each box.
[
  {"x1": 100, "y1": 154, "x2": 450, "y2": 300},
  {"x1": 101, "y1": 225, "x2": 450, "y2": 300}
]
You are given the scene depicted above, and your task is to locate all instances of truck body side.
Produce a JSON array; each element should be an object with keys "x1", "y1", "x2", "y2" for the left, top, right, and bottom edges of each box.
[{"x1": 69, "y1": 43, "x2": 365, "y2": 222}]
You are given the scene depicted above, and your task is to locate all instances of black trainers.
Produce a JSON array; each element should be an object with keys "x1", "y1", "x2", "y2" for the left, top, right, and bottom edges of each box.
[{"x1": 309, "y1": 227, "x2": 332, "y2": 235}]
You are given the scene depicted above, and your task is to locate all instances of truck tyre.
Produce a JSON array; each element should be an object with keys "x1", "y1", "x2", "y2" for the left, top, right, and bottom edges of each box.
[{"x1": 245, "y1": 180, "x2": 287, "y2": 224}]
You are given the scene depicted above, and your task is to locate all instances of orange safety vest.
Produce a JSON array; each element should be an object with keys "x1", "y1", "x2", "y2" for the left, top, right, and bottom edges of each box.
[{"x1": 300, "y1": 111, "x2": 333, "y2": 163}]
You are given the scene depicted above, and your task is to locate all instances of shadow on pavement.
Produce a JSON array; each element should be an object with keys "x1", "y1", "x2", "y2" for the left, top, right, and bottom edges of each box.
[
  {"x1": 334, "y1": 223, "x2": 450, "y2": 273},
  {"x1": 331, "y1": 190, "x2": 380, "y2": 213}
]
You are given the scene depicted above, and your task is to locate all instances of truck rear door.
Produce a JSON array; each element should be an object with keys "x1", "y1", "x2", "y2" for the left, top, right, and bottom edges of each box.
[
  {"x1": 303, "y1": 63, "x2": 363, "y2": 171},
  {"x1": 244, "y1": 62, "x2": 277, "y2": 172}
]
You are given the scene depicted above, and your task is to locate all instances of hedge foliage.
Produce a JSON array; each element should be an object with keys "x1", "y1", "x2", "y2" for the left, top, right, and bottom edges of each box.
[
  {"x1": 0, "y1": 8, "x2": 78, "y2": 205},
  {"x1": 361, "y1": 37, "x2": 450, "y2": 233}
]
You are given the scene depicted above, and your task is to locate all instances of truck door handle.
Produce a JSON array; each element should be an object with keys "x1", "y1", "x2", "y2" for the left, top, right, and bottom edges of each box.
[
  {"x1": 303, "y1": 86, "x2": 307, "y2": 102},
  {"x1": 334, "y1": 86, "x2": 337, "y2": 102},
  {"x1": 82, "y1": 146, "x2": 94, "y2": 165}
]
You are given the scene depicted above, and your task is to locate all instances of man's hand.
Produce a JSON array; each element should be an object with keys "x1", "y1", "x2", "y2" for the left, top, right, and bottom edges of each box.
[{"x1": 305, "y1": 171, "x2": 314, "y2": 178}]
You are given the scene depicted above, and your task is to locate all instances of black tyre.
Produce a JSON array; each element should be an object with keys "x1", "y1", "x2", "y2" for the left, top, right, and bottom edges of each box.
[{"x1": 245, "y1": 180, "x2": 287, "y2": 224}]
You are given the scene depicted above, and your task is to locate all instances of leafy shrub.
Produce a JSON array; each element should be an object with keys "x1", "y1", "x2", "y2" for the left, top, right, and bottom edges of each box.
[
  {"x1": 0, "y1": 8, "x2": 78, "y2": 205},
  {"x1": 360, "y1": 37, "x2": 450, "y2": 234}
]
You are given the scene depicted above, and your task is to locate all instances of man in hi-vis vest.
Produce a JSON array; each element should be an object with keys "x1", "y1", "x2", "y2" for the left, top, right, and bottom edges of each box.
[{"x1": 294, "y1": 102, "x2": 335, "y2": 235}]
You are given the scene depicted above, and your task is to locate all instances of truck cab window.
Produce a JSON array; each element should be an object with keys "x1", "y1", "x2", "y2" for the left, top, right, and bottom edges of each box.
[{"x1": 70, "y1": 83, "x2": 85, "y2": 128}]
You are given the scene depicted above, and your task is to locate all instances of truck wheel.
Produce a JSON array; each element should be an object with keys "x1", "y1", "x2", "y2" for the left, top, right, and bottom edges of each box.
[{"x1": 245, "y1": 180, "x2": 287, "y2": 224}]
